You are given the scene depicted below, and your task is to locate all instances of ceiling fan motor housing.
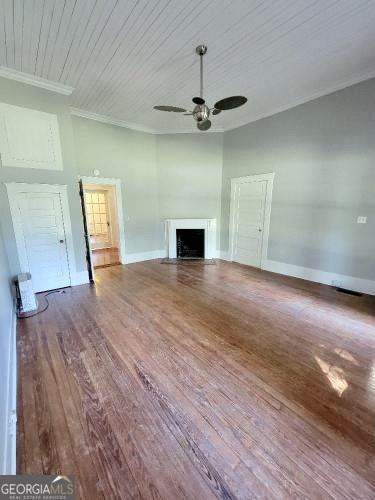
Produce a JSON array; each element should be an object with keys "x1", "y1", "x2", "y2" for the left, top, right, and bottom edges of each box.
[{"x1": 193, "y1": 104, "x2": 210, "y2": 122}]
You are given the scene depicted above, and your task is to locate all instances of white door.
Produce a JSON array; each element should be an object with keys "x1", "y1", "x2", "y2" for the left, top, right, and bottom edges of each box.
[
  {"x1": 230, "y1": 177, "x2": 271, "y2": 268},
  {"x1": 17, "y1": 192, "x2": 71, "y2": 292},
  {"x1": 85, "y1": 190, "x2": 112, "y2": 249}
]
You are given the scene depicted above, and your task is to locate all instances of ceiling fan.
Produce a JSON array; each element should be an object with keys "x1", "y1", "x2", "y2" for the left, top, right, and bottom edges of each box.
[{"x1": 153, "y1": 45, "x2": 247, "y2": 131}]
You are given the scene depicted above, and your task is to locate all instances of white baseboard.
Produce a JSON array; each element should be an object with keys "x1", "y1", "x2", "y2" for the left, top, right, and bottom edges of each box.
[
  {"x1": 2, "y1": 303, "x2": 17, "y2": 475},
  {"x1": 263, "y1": 259, "x2": 375, "y2": 295},
  {"x1": 125, "y1": 249, "x2": 167, "y2": 264},
  {"x1": 71, "y1": 270, "x2": 90, "y2": 286}
]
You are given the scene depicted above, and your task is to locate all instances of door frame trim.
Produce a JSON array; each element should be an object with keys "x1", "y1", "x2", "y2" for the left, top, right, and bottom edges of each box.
[
  {"x1": 229, "y1": 172, "x2": 275, "y2": 268},
  {"x1": 80, "y1": 177, "x2": 126, "y2": 268},
  {"x1": 5, "y1": 182, "x2": 77, "y2": 287}
]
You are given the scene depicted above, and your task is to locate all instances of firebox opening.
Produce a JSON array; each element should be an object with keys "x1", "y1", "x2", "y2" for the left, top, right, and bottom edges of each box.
[{"x1": 176, "y1": 229, "x2": 205, "y2": 259}]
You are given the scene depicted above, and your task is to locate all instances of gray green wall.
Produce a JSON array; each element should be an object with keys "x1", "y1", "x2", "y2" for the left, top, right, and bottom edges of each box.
[
  {"x1": 1, "y1": 75, "x2": 375, "y2": 284},
  {"x1": 72, "y1": 116, "x2": 163, "y2": 254},
  {"x1": 72, "y1": 119, "x2": 224, "y2": 253},
  {"x1": 221, "y1": 78, "x2": 375, "y2": 280},
  {"x1": 0, "y1": 76, "x2": 224, "y2": 275},
  {"x1": 0, "y1": 78, "x2": 87, "y2": 276},
  {"x1": 0, "y1": 226, "x2": 13, "y2": 473},
  {"x1": 156, "y1": 133, "x2": 223, "y2": 249}
]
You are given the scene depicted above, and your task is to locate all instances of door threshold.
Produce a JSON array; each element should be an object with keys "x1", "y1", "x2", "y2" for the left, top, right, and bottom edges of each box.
[{"x1": 94, "y1": 262, "x2": 121, "y2": 269}]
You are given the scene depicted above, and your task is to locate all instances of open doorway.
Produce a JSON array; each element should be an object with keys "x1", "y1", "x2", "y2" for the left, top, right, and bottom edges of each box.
[
  {"x1": 79, "y1": 177, "x2": 126, "y2": 278},
  {"x1": 85, "y1": 184, "x2": 120, "y2": 268}
]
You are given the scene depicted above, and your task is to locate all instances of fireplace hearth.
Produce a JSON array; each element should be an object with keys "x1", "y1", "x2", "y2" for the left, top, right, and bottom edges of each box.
[{"x1": 177, "y1": 229, "x2": 205, "y2": 259}]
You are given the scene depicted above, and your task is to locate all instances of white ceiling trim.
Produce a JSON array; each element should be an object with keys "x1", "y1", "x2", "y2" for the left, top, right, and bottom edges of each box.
[
  {"x1": 70, "y1": 107, "x2": 224, "y2": 135},
  {"x1": 226, "y1": 69, "x2": 375, "y2": 131},
  {"x1": 70, "y1": 107, "x2": 157, "y2": 134},
  {"x1": 0, "y1": 66, "x2": 74, "y2": 95},
  {"x1": 156, "y1": 127, "x2": 225, "y2": 135}
]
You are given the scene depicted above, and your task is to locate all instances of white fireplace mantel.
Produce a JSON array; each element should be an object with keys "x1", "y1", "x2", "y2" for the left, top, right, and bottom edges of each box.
[{"x1": 165, "y1": 218, "x2": 216, "y2": 259}]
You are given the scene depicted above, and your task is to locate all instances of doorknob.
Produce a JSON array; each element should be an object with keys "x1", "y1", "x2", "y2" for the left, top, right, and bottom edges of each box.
[
  {"x1": 258, "y1": 228, "x2": 262, "y2": 232},
  {"x1": 59, "y1": 239, "x2": 65, "y2": 243}
]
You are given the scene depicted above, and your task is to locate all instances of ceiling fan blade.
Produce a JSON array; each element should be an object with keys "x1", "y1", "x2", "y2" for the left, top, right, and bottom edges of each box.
[
  {"x1": 197, "y1": 120, "x2": 211, "y2": 131},
  {"x1": 212, "y1": 108, "x2": 222, "y2": 115},
  {"x1": 214, "y1": 96, "x2": 247, "y2": 110},
  {"x1": 192, "y1": 97, "x2": 205, "y2": 105},
  {"x1": 153, "y1": 105, "x2": 186, "y2": 112}
]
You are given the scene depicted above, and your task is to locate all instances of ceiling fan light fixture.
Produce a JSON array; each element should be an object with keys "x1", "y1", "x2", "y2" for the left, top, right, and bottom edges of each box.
[{"x1": 197, "y1": 120, "x2": 212, "y2": 131}]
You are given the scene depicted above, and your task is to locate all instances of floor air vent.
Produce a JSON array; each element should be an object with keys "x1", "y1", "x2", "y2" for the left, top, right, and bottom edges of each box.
[{"x1": 336, "y1": 287, "x2": 363, "y2": 297}]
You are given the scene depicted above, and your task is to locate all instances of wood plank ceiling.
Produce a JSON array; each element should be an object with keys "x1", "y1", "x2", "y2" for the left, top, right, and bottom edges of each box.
[{"x1": 1, "y1": 0, "x2": 375, "y2": 133}]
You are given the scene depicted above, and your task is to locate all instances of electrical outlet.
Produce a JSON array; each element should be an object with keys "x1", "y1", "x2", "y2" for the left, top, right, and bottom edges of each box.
[{"x1": 357, "y1": 216, "x2": 367, "y2": 224}]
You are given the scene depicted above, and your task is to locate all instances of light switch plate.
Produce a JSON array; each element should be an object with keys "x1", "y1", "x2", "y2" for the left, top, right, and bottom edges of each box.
[{"x1": 357, "y1": 216, "x2": 367, "y2": 224}]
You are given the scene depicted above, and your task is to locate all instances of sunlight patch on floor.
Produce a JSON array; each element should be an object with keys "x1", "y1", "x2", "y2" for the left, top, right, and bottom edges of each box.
[
  {"x1": 315, "y1": 356, "x2": 348, "y2": 397},
  {"x1": 333, "y1": 348, "x2": 359, "y2": 366}
]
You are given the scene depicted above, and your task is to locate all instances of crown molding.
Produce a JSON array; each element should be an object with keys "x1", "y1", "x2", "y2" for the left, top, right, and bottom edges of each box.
[
  {"x1": 70, "y1": 107, "x2": 224, "y2": 135},
  {"x1": 70, "y1": 107, "x2": 157, "y2": 134},
  {"x1": 156, "y1": 127, "x2": 225, "y2": 135},
  {"x1": 0, "y1": 66, "x2": 74, "y2": 95},
  {"x1": 226, "y1": 69, "x2": 375, "y2": 132}
]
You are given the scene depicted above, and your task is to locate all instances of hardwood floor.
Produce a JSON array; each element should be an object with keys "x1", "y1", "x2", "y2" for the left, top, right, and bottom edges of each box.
[
  {"x1": 17, "y1": 260, "x2": 375, "y2": 499},
  {"x1": 92, "y1": 247, "x2": 120, "y2": 268}
]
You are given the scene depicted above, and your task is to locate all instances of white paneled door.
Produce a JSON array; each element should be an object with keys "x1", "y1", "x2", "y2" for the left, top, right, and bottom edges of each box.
[
  {"x1": 230, "y1": 174, "x2": 274, "y2": 268},
  {"x1": 17, "y1": 192, "x2": 71, "y2": 292}
]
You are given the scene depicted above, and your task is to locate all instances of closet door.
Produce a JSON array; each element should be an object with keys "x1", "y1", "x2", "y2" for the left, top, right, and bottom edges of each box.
[{"x1": 17, "y1": 191, "x2": 71, "y2": 292}]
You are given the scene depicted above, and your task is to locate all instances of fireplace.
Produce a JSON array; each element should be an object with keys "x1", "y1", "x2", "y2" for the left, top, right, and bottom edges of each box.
[
  {"x1": 177, "y1": 229, "x2": 205, "y2": 259},
  {"x1": 165, "y1": 219, "x2": 216, "y2": 259}
]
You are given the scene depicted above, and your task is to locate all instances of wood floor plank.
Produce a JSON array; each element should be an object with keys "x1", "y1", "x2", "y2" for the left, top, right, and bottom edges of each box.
[
  {"x1": 90, "y1": 282, "x2": 368, "y2": 499},
  {"x1": 40, "y1": 325, "x2": 105, "y2": 500},
  {"x1": 95, "y1": 263, "x2": 374, "y2": 479},
  {"x1": 51, "y1": 292, "x2": 216, "y2": 500},
  {"x1": 17, "y1": 260, "x2": 375, "y2": 499},
  {"x1": 17, "y1": 322, "x2": 42, "y2": 473},
  {"x1": 84, "y1": 297, "x2": 311, "y2": 498},
  {"x1": 121, "y1": 262, "x2": 375, "y2": 458}
]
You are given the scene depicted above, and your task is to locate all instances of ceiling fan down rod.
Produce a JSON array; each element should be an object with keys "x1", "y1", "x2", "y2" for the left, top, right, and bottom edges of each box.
[
  {"x1": 196, "y1": 45, "x2": 207, "y2": 99},
  {"x1": 200, "y1": 53, "x2": 203, "y2": 98}
]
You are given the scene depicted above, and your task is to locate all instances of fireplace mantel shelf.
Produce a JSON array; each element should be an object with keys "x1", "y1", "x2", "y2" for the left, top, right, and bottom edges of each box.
[
  {"x1": 164, "y1": 218, "x2": 215, "y2": 221},
  {"x1": 165, "y1": 218, "x2": 217, "y2": 259}
]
